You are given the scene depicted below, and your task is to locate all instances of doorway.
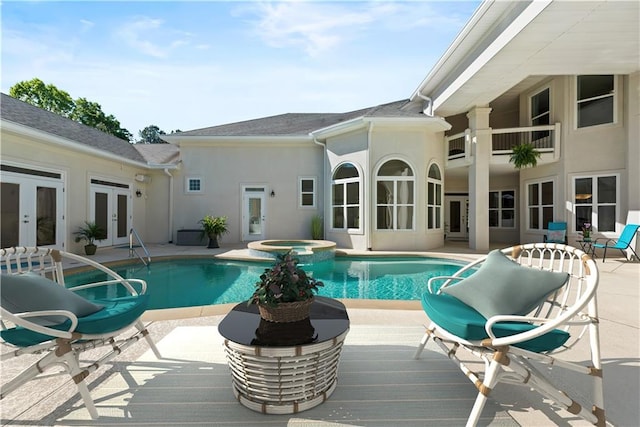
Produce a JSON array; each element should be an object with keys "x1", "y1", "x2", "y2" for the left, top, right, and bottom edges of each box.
[
  {"x1": 445, "y1": 196, "x2": 469, "y2": 240},
  {"x1": 242, "y1": 186, "x2": 266, "y2": 241},
  {"x1": 0, "y1": 167, "x2": 65, "y2": 248},
  {"x1": 90, "y1": 181, "x2": 131, "y2": 247}
]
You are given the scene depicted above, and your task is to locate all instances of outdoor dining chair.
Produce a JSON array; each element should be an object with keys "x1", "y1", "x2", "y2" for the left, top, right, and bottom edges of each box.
[
  {"x1": 592, "y1": 223, "x2": 639, "y2": 262},
  {"x1": 1, "y1": 246, "x2": 161, "y2": 419},
  {"x1": 543, "y1": 221, "x2": 568, "y2": 244},
  {"x1": 414, "y1": 243, "x2": 603, "y2": 427}
]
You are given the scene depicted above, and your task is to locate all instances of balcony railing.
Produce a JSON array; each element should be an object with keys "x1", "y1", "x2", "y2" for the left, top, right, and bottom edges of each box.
[{"x1": 445, "y1": 124, "x2": 560, "y2": 163}]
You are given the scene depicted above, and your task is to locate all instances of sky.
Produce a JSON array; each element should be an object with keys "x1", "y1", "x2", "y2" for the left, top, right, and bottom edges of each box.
[{"x1": 1, "y1": 1, "x2": 481, "y2": 140}]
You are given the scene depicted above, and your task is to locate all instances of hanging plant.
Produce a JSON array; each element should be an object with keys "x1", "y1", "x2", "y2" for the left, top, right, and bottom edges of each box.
[{"x1": 509, "y1": 143, "x2": 541, "y2": 169}]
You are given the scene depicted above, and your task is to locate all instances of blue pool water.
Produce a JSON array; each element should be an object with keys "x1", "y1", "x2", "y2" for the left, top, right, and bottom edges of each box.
[{"x1": 67, "y1": 257, "x2": 469, "y2": 310}]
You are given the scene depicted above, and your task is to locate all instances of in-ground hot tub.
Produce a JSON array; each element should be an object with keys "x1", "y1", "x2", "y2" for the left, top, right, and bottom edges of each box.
[{"x1": 247, "y1": 240, "x2": 336, "y2": 263}]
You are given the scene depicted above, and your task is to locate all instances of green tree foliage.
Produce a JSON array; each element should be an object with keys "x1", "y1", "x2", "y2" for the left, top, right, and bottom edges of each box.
[
  {"x1": 72, "y1": 98, "x2": 132, "y2": 141},
  {"x1": 9, "y1": 78, "x2": 74, "y2": 116},
  {"x1": 137, "y1": 125, "x2": 167, "y2": 144},
  {"x1": 8, "y1": 78, "x2": 132, "y2": 142}
]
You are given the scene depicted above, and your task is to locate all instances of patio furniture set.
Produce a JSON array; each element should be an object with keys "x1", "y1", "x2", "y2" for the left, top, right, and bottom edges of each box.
[{"x1": 2, "y1": 230, "x2": 638, "y2": 424}]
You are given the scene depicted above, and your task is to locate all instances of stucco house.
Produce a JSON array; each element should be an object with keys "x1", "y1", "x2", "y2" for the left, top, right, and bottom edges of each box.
[{"x1": 1, "y1": 0, "x2": 639, "y2": 255}]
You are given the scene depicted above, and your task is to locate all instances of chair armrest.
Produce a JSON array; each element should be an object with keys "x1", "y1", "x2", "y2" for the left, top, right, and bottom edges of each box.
[
  {"x1": 484, "y1": 312, "x2": 589, "y2": 347},
  {"x1": 1, "y1": 308, "x2": 79, "y2": 339},
  {"x1": 592, "y1": 237, "x2": 616, "y2": 247},
  {"x1": 68, "y1": 278, "x2": 147, "y2": 296},
  {"x1": 427, "y1": 276, "x2": 465, "y2": 293}
]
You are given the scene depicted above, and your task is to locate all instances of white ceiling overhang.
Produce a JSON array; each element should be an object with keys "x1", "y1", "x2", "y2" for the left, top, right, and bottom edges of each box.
[{"x1": 412, "y1": 0, "x2": 640, "y2": 117}]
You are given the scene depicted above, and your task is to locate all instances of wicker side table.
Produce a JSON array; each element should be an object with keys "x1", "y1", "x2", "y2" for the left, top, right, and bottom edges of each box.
[{"x1": 218, "y1": 297, "x2": 350, "y2": 414}]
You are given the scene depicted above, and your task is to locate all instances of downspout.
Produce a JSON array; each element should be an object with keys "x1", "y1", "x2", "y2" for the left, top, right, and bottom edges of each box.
[
  {"x1": 312, "y1": 136, "x2": 326, "y2": 238},
  {"x1": 164, "y1": 168, "x2": 174, "y2": 243},
  {"x1": 416, "y1": 93, "x2": 434, "y2": 117},
  {"x1": 366, "y1": 122, "x2": 374, "y2": 251}
]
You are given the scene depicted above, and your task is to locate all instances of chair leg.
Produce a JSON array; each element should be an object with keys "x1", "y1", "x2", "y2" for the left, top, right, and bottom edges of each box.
[
  {"x1": 413, "y1": 324, "x2": 434, "y2": 359},
  {"x1": 602, "y1": 246, "x2": 608, "y2": 262},
  {"x1": 58, "y1": 349, "x2": 99, "y2": 419},
  {"x1": 466, "y1": 356, "x2": 503, "y2": 427},
  {"x1": 136, "y1": 320, "x2": 161, "y2": 358}
]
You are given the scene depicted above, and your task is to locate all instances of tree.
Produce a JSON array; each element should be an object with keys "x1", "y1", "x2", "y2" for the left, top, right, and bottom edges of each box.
[
  {"x1": 8, "y1": 78, "x2": 132, "y2": 142},
  {"x1": 72, "y1": 98, "x2": 132, "y2": 141},
  {"x1": 9, "y1": 78, "x2": 74, "y2": 117},
  {"x1": 137, "y1": 125, "x2": 167, "y2": 144}
]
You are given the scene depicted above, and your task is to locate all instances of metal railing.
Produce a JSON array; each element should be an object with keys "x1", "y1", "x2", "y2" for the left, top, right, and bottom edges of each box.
[{"x1": 129, "y1": 228, "x2": 151, "y2": 266}]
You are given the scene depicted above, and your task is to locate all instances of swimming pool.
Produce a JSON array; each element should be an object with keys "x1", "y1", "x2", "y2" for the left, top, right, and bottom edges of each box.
[{"x1": 66, "y1": 256, "x2": 469, "y2": 310}]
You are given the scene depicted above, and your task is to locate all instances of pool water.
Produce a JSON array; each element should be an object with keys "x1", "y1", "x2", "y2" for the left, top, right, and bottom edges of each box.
[{"x1": 67, "y1": 257, "x2": 469, "y2": 310}]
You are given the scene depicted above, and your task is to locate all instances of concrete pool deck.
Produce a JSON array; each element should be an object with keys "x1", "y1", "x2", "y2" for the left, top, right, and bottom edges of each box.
[{"x1": 1, "y1": 242, "x2": 638, "y2": 426}]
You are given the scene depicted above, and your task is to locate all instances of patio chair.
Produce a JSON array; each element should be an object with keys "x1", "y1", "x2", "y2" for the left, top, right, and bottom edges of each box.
[
  {"x1": 543, "y1": 221, "x2": 568, "y2": 244},
  {"x1": 1, "y1": 246, "x2": 161, "y2": 419},
  {"x1": 414, "y1": 243, "x2": 603, "y2": 427},
  {"x1": 592, "y1": 223, "x2": 639, "y2": 262}
]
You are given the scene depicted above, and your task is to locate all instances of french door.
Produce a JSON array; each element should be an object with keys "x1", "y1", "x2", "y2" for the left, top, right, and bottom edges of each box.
[
  {"x1": 242, "y1": 186, "x2": 266, "y2": 241},
  {"x1": 445, "y1": 196, "x2": 469, "y2": 240},
  {"x1": 0, "y1": 170, "x2": 65, "y2": 248},
  {"x1": 90, "y1": 182, "x2": 131, "y2": 247}
]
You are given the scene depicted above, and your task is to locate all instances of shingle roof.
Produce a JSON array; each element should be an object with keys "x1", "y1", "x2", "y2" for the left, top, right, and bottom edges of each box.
[
  {"x1": 1, "y1": 93, "x2": 147, "y2": 164},
  {"x1": 175, "y1": 99, "x2": 419, "y2": 137}
]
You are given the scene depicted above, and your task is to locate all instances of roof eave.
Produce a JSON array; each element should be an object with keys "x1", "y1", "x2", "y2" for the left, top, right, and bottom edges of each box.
[{"x1": 1, "y1": 119, "x2": 151, "y2": 169}]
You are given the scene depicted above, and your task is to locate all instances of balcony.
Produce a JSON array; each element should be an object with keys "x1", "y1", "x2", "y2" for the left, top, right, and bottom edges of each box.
[{"x1": 445, "y1": 123, "x2": 561, "y2": 169}]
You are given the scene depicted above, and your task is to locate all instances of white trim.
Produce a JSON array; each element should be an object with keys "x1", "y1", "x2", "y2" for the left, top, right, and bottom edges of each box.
[
  {"x1": 298, "y1": 176, "x2": 316, "y2": 209},
  {"x1": 524, "y1": 177, "x2": 557, "y2": 232},
  {"x1": 185, "y1": 176, "x2": 203, "y2": 194},
  {"x1": 330, "y1": 162, "x2": 363, "y2": 233},
  {"x1": 488, "y1": 189, "x2": 516, "y2": 229},
  {"x1": 573, "y1": 75, "x2": 619, "y2": 130}
]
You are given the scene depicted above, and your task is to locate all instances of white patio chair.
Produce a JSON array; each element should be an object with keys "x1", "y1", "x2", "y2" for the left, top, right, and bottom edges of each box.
[
  {"x1": 1, "y1": 246, "x2": 161, "y2": 419},
  {"x1": 414, "y1": 243, "x2": 603, "y2": 427}
]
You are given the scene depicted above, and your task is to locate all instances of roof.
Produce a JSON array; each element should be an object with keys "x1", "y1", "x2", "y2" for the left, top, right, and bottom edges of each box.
[
  {"x1": 1, "y1": 93, "x2": 147, "y2": 164},
  {"x1": 133, "y1": 143, "x2": 180, "y2": 165},
  {"x1": 172, "y1": 100, "x2": 420, "y2": 137}
]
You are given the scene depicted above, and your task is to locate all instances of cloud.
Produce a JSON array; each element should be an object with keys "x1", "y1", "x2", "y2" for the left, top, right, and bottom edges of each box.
[
  {"x1": 235, "y1": 1, "x2": 374, "y2": 57},
  {"x1": 114, "y1": 17, "x2": 195, "y2": 58}
]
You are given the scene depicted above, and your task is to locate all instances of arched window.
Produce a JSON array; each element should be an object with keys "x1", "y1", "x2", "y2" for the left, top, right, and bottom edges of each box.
[
  {"x1": 331, "y1": 163, "x2": 360, "y2": 230},
  {"x1": 376, "y1": 160, "x2": 414, "y2": 230},
  {"x1": 427, "y1": 163, "x2": 442, "y2": 230}
]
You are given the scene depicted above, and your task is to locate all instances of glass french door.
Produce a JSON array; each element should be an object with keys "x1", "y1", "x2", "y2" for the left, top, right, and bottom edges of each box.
[
  {"x1": 0, "y1": 174, "x2": 64, "y2": 248},
  {"x1": 242, "y1": 187, "x2": 266, "y2": 241},
  {"x1": 445, "y1": 196, "x2": 469, "y2": 240},
  {"x1": 90, "y1": 184, "x2": 131, "y2": 247}
]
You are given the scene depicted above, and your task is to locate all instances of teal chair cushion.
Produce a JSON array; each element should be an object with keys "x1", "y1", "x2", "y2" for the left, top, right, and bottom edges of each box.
[
  {"x1": 441, "y1": 250, "x2": 569, "y2": 319},
  {"x1": 1, "y1": 273, "x2": 103, "y2": 326},
  {"x1": 422, "y1": 291, "x2": 570, "y2": 353},
  {"x1": 1, "y1": 295, "x2": 149, "y2": 347}
]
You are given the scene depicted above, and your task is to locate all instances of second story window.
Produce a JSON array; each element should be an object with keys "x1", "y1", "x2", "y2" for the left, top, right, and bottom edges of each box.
[
  {"x1": 577, "y1": 75, "x2": 615, "y2": 128},
  {"x1": 530, "y1": 87, "x2": 550, "y2": 141}
]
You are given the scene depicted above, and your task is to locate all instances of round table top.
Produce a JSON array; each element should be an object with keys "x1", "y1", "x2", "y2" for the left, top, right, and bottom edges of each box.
[{"x1": 218, "y1": 296, "x2": 350, "y2": 347}]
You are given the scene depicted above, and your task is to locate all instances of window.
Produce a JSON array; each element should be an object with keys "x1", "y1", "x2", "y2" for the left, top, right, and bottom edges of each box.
[
  {"x1": 426, "y1": 164, "x2": 442, "y2": 230},
  {"x1": 530, "y1": 87, "x2": 550, "y2": 141},
  {"x1": 489, "y1": 190, "x2": 515, "y2": 228},
  {"x1": 299, "y1": 177, "x2": 316, "y2": 208},
  {"x1": 376, "y1": 160, "x2": 414, "y2": 230},
  {"x1": 331, "y1": 164, "x2": 360, "y2": 230},
  {"x1": 527, "y1": 180, "x2": 554, "y2": 230},
  {"x1": 577, "y1": 75, "x2": 615, "y2": 128},
  {"x1": 185, "y1": 177, "x2": 202, "y2": 193},
  {"x1": 574, "y1": 175, "x2": 618, "y2": 232}
]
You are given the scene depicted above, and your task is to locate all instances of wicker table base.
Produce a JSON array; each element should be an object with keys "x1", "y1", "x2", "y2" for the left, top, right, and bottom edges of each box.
[
  {"x1": 218, "y1": 297, "x2": 350, "y2": 414},
  {"x1": 223, "y1": 330, "x2": 348, "y2": 414}
]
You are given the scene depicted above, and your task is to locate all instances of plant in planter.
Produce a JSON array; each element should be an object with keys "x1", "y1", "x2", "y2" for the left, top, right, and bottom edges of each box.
[
  {"x1": 310, "y1": 214, "x2": 323, "y2": 240},
  {"x1": 509, "y1": 143, "x2": 542, "y2": 169},
  {"x1": 74, "y1": 221, "x2": 105, "y2": 255},
  {"x1": 199, "y1": 215, "x2": 229, "y2": 248},
  {"x1": 248, "y1": 251, "x2": 324, "y2": 322}
]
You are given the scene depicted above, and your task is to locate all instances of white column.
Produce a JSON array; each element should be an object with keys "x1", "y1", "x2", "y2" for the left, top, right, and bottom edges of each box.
[{"x1": 467, "y1": 107, "x2": 492, "y2": 251}]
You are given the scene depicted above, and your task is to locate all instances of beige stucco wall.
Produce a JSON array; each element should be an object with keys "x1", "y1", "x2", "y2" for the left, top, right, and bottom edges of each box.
[
  {"x1": 0, "y1": 128, "x2": 153, "y2": 253},
  {"x1": 172, "y1": 140, "x2": 324, "y2": 245}
]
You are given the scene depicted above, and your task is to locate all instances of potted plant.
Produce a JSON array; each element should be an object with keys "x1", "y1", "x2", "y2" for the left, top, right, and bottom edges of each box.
[
  {"x1": 74, "y1": 221, "x2": 105, "y2": 255},
  {"x1": 248, "y1": 251, "x2": 324, "y2": 323},
  {"x1": 509, "y1": 143, "x2": 542, "y2": 169},
  {"x1": 199, "y1": 215, "x2": 229, "y2": 248}
]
